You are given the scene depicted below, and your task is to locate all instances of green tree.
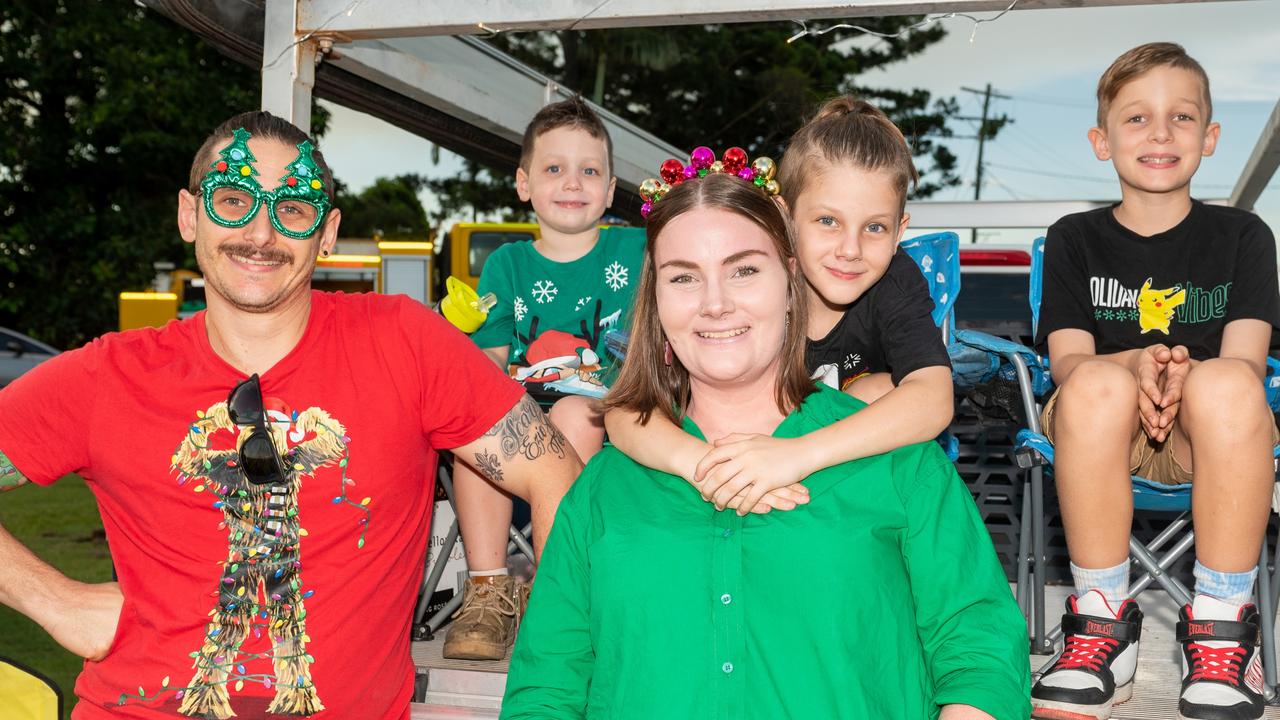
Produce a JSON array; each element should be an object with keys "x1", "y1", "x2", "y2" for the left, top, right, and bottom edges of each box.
[
  {"x1": 337, "y1": 174, "x2": 433, "y2": 239},
  {"x1": 0, "y1": 0, "x2": 326, "y2": 349},
  {"x1": 492, "y1": 19, "x2": 969, "y2": 197},
  {"x1": 424, "y1": 160, "x2": 531, "y2": 226}
]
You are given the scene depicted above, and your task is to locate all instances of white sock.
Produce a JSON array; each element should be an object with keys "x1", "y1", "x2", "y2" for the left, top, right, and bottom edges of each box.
[{"x1": 470, "y1": 568, "x2": 509, "y2": 578}]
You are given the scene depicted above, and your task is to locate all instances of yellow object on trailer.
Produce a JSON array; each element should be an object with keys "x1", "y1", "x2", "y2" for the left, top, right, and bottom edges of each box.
[{"x1": 118, "y1": 292, "x2": 180, "y2": 331}]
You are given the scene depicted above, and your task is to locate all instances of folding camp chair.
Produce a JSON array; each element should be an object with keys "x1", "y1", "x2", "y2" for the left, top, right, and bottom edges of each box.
[
  {"x1": 901, "y1": 232, "x2": 1055, "y2": 631},
  {"x1": 1011, "y1": 236, "x2": 1280, "y2": 698}
]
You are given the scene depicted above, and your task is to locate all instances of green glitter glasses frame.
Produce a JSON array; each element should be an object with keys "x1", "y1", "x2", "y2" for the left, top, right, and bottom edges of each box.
[
  {"x1": 198, "y1": 128, "x2": 332, "y2": 240},
  {"x1": 200, "y1": 185, "x2": 330, "y2": 239},
  {"x1": 228, "y1": 374, "x2": 287, "y2": 486}
]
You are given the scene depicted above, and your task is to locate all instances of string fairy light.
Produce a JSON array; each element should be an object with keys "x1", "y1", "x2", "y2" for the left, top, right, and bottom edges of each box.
[{"x1": 786, "y1": 0, "x2": 1021, "y2": 45}]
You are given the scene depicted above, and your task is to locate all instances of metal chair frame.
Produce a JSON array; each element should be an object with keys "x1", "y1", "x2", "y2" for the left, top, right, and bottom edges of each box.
[{"x1": 1011, "y1": 236, "x2": 1280, "y2": 701}]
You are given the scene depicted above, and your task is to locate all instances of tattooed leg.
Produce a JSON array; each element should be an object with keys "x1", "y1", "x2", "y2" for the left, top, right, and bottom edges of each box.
[{"x1": 0, "y1": 450, "x2": 28, "y2": 493}]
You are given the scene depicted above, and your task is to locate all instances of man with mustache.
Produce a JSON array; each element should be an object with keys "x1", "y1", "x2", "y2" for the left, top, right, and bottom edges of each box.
[{"x1": 0, "y1": 111, "x2": 581, "y2": 719}]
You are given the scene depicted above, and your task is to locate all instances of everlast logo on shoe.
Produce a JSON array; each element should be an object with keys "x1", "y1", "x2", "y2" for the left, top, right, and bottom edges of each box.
[
  {"x1": 1085, "y1": 621, "x2": 1115, "y2": 636},
  {"x1": 1188, "y1": 621, "x2": 1215, "y2": 636}
]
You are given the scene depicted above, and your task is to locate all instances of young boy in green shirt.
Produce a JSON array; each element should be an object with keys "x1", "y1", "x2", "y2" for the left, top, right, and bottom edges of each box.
[{"x1": 443, "y1": 97, "x2": 644, "y2": 661}]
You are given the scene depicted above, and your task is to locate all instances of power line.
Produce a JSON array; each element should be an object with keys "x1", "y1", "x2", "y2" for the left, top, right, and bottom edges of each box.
[
  {"x1": 983, "y1": 170, "x2": 1026, "y2": 200},
  {"x1": 1003, "y1": 93, "x2": 1094, "y2": 110}
]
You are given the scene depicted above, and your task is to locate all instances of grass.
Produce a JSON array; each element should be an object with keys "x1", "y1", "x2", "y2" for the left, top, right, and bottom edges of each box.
[{"x1": 0, "y1": 475, "x2": 113, "y2": 720}]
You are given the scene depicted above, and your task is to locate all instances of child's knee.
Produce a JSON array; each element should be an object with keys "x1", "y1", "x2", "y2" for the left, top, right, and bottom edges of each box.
[
  {"x1": 548, "y1": 395, "x2": 605, "y2": 449},
  {"x1": 1182, "y1": 358, "x2": 1268, "y2": 420},
  {"x1": 1059, "y1": 360, "x2": 1138, "y2": 412}
]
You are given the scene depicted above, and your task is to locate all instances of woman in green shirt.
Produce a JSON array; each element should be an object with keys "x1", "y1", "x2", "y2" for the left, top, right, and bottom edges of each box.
[{"x1": 501, "y1": 172, "x2": 1030, "y2": 719}]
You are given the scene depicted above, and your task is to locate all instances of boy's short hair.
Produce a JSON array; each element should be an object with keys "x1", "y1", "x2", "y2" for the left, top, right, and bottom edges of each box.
[
  {"x1": 189, "y1": 111, "x2": 335, "y2": 203},
  {"x1": 519, "y1": 96, "x2": 614, "y2": 176},
  {"x1": 1096, "y1": 42, "x2": 1212, "y2": 128}
]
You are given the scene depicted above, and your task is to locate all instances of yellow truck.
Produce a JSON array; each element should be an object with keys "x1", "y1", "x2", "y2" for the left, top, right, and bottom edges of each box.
[{"x1": 434, "y1": 222, "x2": 540, "y2": 293}]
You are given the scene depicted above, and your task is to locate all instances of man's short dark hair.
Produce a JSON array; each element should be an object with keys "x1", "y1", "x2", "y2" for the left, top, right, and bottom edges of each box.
[
  {"x1": 188, "y1": 111, "x2": 335, "y2": 203},
  {"x1": 518, "y1": 96, "x2": 613, "y2": 176}
]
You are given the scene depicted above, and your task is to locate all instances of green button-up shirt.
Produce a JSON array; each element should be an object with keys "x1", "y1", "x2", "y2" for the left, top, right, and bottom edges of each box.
[{"x1": 502, "y1": 385, "x2": 1031, "y2": 719}]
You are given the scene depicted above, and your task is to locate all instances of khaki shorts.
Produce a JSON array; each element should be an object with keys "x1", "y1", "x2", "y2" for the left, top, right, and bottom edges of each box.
[{"x1": 1039, "y1": 388, "x2": 1280, "y2": 486}]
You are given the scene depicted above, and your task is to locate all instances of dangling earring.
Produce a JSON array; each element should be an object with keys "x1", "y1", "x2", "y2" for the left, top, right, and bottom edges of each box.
[
  {"x1": 785, "y1": 311, "x2": 791, "y2": 330},
  {"x1": 663, "y1": 340, "x2": 673, "y2": 367}
]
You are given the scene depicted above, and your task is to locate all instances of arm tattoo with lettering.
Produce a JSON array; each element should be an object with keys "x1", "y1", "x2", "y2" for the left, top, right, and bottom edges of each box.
[
  {"x1": 472, "y1": 395, "x2": 568, "y2": 483},
  {"x1": 0, "y1": 450, "x2": 29, "y2": 493}
]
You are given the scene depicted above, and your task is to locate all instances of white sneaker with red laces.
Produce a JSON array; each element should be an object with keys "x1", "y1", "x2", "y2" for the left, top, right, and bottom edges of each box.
[
  {"x1": 1176, "y1": 594, "x2": 1265, "y2": 720},
  {"x1": 1031, "y1": 590, "x2": 1143, "y2": 720}
]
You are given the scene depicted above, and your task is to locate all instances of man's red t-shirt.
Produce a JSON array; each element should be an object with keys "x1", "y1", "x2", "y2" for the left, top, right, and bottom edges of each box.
[{"x1": 0, "y1": 291, "x2": 524, "y2": 719}]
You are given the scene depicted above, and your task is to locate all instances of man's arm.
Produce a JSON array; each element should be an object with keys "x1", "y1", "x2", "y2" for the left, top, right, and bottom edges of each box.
[
  {"x1": 0, "y1": 449, "x2": 123, "y2": 660},
  {"x1": 450, "y1": 395, "x2": 583, "y2": 560}
]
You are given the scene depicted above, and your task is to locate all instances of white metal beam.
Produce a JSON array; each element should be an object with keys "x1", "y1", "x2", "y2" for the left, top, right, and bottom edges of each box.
[
  {"x1": 1230, "y1": 99, "x2": 1280, "y2": 211},
  {"x1": 905, "y1": 199, "x2": 1231, "y2": 228},
  {"x1": 301, "y1": 0, "x2": 1232, "y2": 38},
  {"x1": 262, "y1": 0, "x2": 317, "y2": 129},
  {"x1": 327, "y1": 37, "x2": 684, "y2": 192}
]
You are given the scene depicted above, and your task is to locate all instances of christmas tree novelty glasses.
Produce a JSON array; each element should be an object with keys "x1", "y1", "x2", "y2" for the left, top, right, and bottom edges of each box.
[
  {"x1": 199, "y1": 128, "x2": 331, "y2": 239},
  {"x1": 228, "y1": 373, "x2": 287, "y2": 486}
]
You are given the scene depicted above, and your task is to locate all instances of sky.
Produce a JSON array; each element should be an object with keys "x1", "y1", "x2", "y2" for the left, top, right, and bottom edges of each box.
[{"x1": 318, "y1": 0, "x2": 1280, "y2": 238}]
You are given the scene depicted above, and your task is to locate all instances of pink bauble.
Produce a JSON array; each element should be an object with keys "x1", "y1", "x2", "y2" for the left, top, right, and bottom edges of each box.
[
  {"x1": 683, "y1": 165, "x2": 698, "y2": 180},
  {"x1": 690, "y1": 146, "x2": 715, "y2": 170},
  {"x1": 640, "y1": 201, "x2": 654, "y2": 217},
  {"x1": 737, "y1": 167, "x2": 756, "y2": 181}
]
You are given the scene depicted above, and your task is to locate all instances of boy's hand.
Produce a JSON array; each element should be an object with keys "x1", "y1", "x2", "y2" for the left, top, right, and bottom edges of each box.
[
  {"x1": 1153, "y1": 345, "x2": 1192, "y2": 441},
  {"x1": 1134, "y1": 344, "x2": 1172, "y2": 438},
  {"x1": 695, "y1": 434, "x2": 812, "y2": 515}
]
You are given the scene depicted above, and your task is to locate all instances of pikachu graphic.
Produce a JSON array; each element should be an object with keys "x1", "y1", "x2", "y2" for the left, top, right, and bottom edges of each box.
[{"x1": 1136, "y1": 278, "x2": 1186, "y2": 335}]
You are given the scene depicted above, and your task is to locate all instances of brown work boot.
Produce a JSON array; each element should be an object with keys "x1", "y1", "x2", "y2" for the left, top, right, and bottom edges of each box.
[{"x1": 441, "y1": 575, "x2": 529, "y2": 661}]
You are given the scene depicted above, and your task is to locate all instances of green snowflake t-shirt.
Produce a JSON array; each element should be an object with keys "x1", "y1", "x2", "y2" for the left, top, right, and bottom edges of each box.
[{"x1": 471, "y1": 226, "x2": 645, "y2": 397}]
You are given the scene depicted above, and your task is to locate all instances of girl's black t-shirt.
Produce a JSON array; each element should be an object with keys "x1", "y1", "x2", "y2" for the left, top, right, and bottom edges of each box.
[{"x1": 805, "y1": 248, "x2": 951, "y2": 390}]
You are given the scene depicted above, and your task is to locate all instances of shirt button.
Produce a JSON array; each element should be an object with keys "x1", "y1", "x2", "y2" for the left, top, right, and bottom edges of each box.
[
  {"x1": 722, "y1": 662, "x2": 734, "y2": 674},
  {"x1": 720, "y1": 593, "x2": 732, "y2": 605},
  {"x1": 722, "y1": 529, "x2": 733, "y2": 538}
]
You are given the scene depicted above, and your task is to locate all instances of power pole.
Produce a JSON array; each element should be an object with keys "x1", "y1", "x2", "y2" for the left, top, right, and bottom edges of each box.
[{"x1": 959, "y1": 84, "x2": 1012, "y2": 201}]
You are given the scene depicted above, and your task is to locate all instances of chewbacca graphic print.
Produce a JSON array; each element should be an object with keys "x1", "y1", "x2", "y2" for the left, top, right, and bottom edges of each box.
[{"x1": 162, "y1": 395, "x2": 358, "y2": 717}]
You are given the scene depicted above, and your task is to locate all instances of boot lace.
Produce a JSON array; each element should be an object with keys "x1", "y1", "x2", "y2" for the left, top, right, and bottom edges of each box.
[{"x1": 454, "y1": 581, "x2": 519, "y2": 625}]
